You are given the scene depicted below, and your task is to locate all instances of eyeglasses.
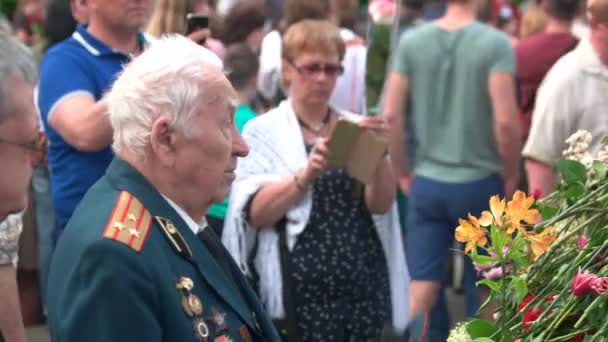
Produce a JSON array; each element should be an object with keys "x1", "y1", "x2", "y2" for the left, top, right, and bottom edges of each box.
[
  {"x1": 287, "y1": 60, "x2": 344, "y2": 78},
  {"x1": 0, "y1": 133, "x2": 47, "y2": 153}
]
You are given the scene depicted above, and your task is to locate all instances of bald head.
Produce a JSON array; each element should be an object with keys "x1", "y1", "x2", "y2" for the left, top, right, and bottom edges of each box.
[{"x1": 588, "y1": 0, "x2": 608, "y2": 26}]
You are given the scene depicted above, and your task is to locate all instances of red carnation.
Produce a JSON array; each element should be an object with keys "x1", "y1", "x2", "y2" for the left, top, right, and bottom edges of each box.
[
  {"x1": 578, "y1": 235, "x2": 588, "y2": 251},
  {"x1": 591, "y1": 277, "x2": 608, "y2": 295},
  {"x1": 518, "y1": 295, "x2": 554, "y2": 332},
  {"x1": 571, "y1": 268, "x2": 598, "y2": 297}
]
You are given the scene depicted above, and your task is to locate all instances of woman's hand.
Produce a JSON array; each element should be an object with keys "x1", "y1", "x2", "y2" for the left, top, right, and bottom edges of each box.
[
  {"x1": 187, "y1": 28, "x2": 210, "y2": 46},
  {"x1": 300, "y1": 138, "x2": 330, "y2": 185},
  {"x1": 358, "y1": 116, "x2": 388, "y2": 141}
]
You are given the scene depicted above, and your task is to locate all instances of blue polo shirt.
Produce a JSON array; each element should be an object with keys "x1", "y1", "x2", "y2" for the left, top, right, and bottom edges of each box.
[{"x1": 37, "y1": 25, "x2": 149, "y2": 234}]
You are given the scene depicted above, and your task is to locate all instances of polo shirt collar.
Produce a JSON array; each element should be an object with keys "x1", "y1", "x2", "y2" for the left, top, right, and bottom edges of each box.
[
  {"x1": 577, "y1": 38, "x2": 608, "y2": 78},
  {"x1": 72, "y1": 24, "x2": 150, "y2": 57}
]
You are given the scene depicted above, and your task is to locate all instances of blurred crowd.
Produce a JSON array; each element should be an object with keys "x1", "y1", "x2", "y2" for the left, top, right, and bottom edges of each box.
[{"x1": 0, "y1": 0, "x2": 606, "y2": 340}]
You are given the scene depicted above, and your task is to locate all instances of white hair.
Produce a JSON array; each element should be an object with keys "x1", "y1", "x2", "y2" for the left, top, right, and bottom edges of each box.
[{"x1": 106, "y1": 34, "x2": 224, "y2": 158}]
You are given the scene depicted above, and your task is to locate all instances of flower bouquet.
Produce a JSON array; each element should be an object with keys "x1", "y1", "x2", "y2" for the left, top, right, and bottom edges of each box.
[{"x1": 449, "y1": 131, "x2": 608, "y2": 341}]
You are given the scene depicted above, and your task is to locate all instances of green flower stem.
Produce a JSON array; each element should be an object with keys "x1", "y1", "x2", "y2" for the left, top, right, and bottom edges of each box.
[
  {"x1": 545, "y1": 297, "x2": 577, "y2": 339},
  {"x1": 547, "y1": 328, "x2": 591, "y2": 342},
  {"x1": 574, "y1": 296, "x2": 604, "y2": 328},
  {"x1": 590, "y1": 317, "x2": 608, "y2": 342},
  {"x1": 528, "y1": 212, "x2": 605, "y2": 282}
]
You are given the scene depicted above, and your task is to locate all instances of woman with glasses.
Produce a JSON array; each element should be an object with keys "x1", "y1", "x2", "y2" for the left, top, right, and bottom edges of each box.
[{"x1": 223, "y1": 19, "x2": 407, "y2": 342}]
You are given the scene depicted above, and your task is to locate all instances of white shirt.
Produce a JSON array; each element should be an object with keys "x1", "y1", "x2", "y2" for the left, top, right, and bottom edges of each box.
[
  {"x1": 161, "y1": 195, "x2": 207, "y2": 234},
  {"x1": 523, "y1": 38, "x2": 608, "y2": 164},
  {"x1": 257, "y1": 28, "x2": 367, "y2": 114}
]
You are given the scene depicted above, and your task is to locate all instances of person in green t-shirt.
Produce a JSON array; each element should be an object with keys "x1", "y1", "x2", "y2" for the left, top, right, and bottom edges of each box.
[
  {"x1": 206, "y1": 44, "x2": 259, "y2": 235},
  {"x1": 383, "y1": 0, "x2": 521, "y2": 338}
]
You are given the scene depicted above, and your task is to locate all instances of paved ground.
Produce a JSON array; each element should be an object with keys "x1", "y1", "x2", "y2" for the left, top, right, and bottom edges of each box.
[{"x1": 25, "y1": 290, "x2": 467, "y2": 341}]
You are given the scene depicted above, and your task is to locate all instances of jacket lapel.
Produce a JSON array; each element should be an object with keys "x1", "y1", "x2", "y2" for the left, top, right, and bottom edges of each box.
[{"x1": 104, "y1": 158, "x2": 258, "y2": 333}]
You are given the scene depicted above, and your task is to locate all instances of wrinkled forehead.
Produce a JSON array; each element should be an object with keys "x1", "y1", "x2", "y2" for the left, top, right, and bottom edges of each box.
[{"x1": 203, "y1": 75, "x2": 238, "y2": 110}]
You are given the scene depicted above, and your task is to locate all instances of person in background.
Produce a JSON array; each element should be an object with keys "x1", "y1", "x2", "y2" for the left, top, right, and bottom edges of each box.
[
  {"x1": 384, "y1": 0, "x2": 521, "y2": 337},
  {"x1": 12, "y1": 0, "x2": 44, "y2": 46},
  {"x1": 146, "y1": 0, "x2": 225, "y2": 58},
  {"x1": 516, "y1": 0, "x2": 580, "y2": 143},
  {"x1": 0, "y1": 33, "x2": 41, "y2": 342},
  {"x1": 224, "y1": 19, "x2": 408, "y2": 341},
  {"x1": 207, "y1": 44, "x2": 260, "y2": 236},
  {"x1": 257, "y1": 0, "x2": 329, "y2": 107},
  {"x1": 220, "y1": 0, "x2": 267, "y2": 52},
  {"x1": 519, "y1": 3, "x2": 548, "y2": 39},
  {"x1": 46, "y1": 35, "x2": 280, "y2": 342},
  {"x1": 523, "y1": 0, "x2": 608, "y2": 197},
  {"x1": 30, "y1": 0, "x2": 88, "y2": 315},
  {"x1": 37, "y1": 0, "x2": 153, "y2": 236},
  {"x1": 328, "y1": 0, "x2": 368, "y2": 114}
]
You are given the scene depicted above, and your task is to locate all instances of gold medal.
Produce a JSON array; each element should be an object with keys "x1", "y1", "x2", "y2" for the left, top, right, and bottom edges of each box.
[
  {"x1": 181, "y1": 295, "x2": 194, "y2": 317},
  {"x1": 188, "y1": 294, "x2": 203, "y2": 316},
  {"x1": 177, "y1": 277, "x2": 194, "y2": 291}
]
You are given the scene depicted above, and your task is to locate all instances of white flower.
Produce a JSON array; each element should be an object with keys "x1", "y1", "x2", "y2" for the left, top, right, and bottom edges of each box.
[
  {"x1": 563, "y1": 130, "x2": 593, "y2": 161},
  {"x1": 447, "y1": 323, "x2": 473, "y2": 342}
]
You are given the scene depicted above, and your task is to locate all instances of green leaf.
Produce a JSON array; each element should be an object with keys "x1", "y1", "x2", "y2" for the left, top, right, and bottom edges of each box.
[
  {"x1": 477, "y1": 279, "x2": 501, "y2": 292},
  {"x1": 593, "y1": 160, "x2": 607, "y2": 179},
  {"x1": 473, "y1": 338, "x2": 495, "y2": 342},
  {"x1": 556, "y1": 159, "x2": 588, "y2": 185},
  {"x1": 601, "y1": 136, "x2": 608, "y2": 145},
  {"x1": 466, "y1": 319, "x2": 497, "y2": 338},
  {"x1": 477, "y1": 290, "x2": 495, "y2": 314},
  {"x1": 510, "y1": 277, "x2": 528, "y2": 304},
  {"x1": 470, "y1": 254, "x2": 496, "y2": 266},
  {"x1": 539, "y1": 204, "x2": 559, "y2": 220},
  {"x1": 564, "y1": 182, "x2": 586, "y2": 199}
]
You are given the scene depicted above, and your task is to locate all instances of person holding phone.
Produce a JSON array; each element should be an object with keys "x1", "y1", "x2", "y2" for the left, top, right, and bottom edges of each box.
[
  {"x1": 146, "y1": 0, "x2": 225, "y2": 58},
  {"x1": 223, "y1": 20, "x2": 408, "y2": 342}
]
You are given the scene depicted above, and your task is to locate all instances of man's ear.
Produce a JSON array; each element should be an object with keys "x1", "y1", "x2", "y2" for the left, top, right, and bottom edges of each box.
[{"x1": 149, "y1": 116, "x2": 176, "y2": 167}]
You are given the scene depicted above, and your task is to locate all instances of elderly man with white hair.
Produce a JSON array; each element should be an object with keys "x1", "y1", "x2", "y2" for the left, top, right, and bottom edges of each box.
[{"x1": 46, "y1": 35, "x2": 280, "y2": 342}]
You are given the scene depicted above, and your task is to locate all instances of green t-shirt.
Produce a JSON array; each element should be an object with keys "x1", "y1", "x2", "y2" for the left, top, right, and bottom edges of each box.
[
  {"x1": 207, "y1": 104, "x2": 257, "y2": 219},
  {"x1": 391, "y1": 21, "x2": 515, "y2": 183}
]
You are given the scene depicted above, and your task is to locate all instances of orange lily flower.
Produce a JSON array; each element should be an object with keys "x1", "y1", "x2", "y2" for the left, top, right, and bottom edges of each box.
[
  {"x1": 526, "y1": 226, "x2": 557, "y2": 259},
  {"x1": 479, "y1": 195, "x2": 506, "y2": 227},
  {"x1": 505, "y1": 190, "x2": 540, "y2": 234},
  {"x1": 455, "y1": 214, "x2": 488, "y2": 253}
]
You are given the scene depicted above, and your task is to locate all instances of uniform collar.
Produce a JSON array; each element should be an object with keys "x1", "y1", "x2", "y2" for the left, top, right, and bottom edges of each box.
[
  {"x1": 160, "y1": 194, "x2": 207, "y2": 235},
  {"x1": 72, "y1": 24, "x2": 150, "y2": 57}
]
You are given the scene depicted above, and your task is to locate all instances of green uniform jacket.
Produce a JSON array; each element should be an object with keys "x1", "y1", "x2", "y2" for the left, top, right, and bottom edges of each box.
[{"x1": 47, "y1": 158, "x2": 280, "y2": 342}]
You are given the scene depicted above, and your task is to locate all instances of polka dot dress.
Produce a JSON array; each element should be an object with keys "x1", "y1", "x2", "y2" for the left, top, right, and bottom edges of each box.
[{"x1": 288, "y1": 168, "x2": 392, "y2": 342}]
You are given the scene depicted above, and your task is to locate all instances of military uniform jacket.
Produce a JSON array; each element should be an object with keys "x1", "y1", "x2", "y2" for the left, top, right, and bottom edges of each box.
[{"x1": 47, "y1": 158, "x2": 281, "y2": 342}]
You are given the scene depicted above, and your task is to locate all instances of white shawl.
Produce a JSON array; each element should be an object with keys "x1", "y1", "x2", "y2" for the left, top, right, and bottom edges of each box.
[{"x1": 222, "y1": 100, "x2": 409, "y2": 332}]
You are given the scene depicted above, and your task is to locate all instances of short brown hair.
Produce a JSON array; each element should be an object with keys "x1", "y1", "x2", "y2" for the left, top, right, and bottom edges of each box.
[
  {"x1": 221, "y1": 0, "x2": 267, "y2": 45},
  {"x1": 282, "y1": 19, "x2": 345, "y2": 62},
  {"x1": 282, "y1": 0, "x2": 329, "y2": 30},
  {"x1": 224, "y1": 43, "x2": 259, "y2": 90}
]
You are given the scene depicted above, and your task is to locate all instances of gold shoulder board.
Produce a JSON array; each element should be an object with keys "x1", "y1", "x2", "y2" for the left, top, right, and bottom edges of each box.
[{"x1": 102, "y1": 191, "x2": 153, "y2": 253}]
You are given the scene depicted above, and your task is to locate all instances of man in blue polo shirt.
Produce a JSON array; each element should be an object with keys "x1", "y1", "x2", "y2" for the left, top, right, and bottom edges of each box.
[{"x1": 37, "y1": 0, "x2": 152, "y2": 235}]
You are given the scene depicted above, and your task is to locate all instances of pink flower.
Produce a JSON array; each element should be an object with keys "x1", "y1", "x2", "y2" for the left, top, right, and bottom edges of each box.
[
  {"x1": 591, "y1": 277, "x2": 608, "y2": 295},
  {"x1": 474, "y1": 262, "x2": 493, "y2": 273},
  {"x1": 571, "y1": 268, "x2": 599, "y2": 297},
  {"x1": 531, "y1": 189, "x2": 542, "y2": 199},
  {"x1": 368, "y1": 0, "x2": 396, "y2": 24},
  {"x1": 578, "y1": 235, "x2": 588, "y2": 251},
  {"x1": 483, "y1": 267, "x2": 505, "y2": 280}
]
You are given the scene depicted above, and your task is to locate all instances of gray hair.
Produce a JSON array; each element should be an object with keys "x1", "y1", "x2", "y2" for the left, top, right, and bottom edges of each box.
[
  {"x1": 0, "y1": 33, "x2": 37, "y2": 124},
  {"x1": 106, "y1": 35, "x2": 225, "y2": 158}
]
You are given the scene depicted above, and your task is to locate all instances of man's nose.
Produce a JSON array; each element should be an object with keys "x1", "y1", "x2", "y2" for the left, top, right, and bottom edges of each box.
[{"x1": 232, "y1": 130, "x2": 249, "y2": 158}]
